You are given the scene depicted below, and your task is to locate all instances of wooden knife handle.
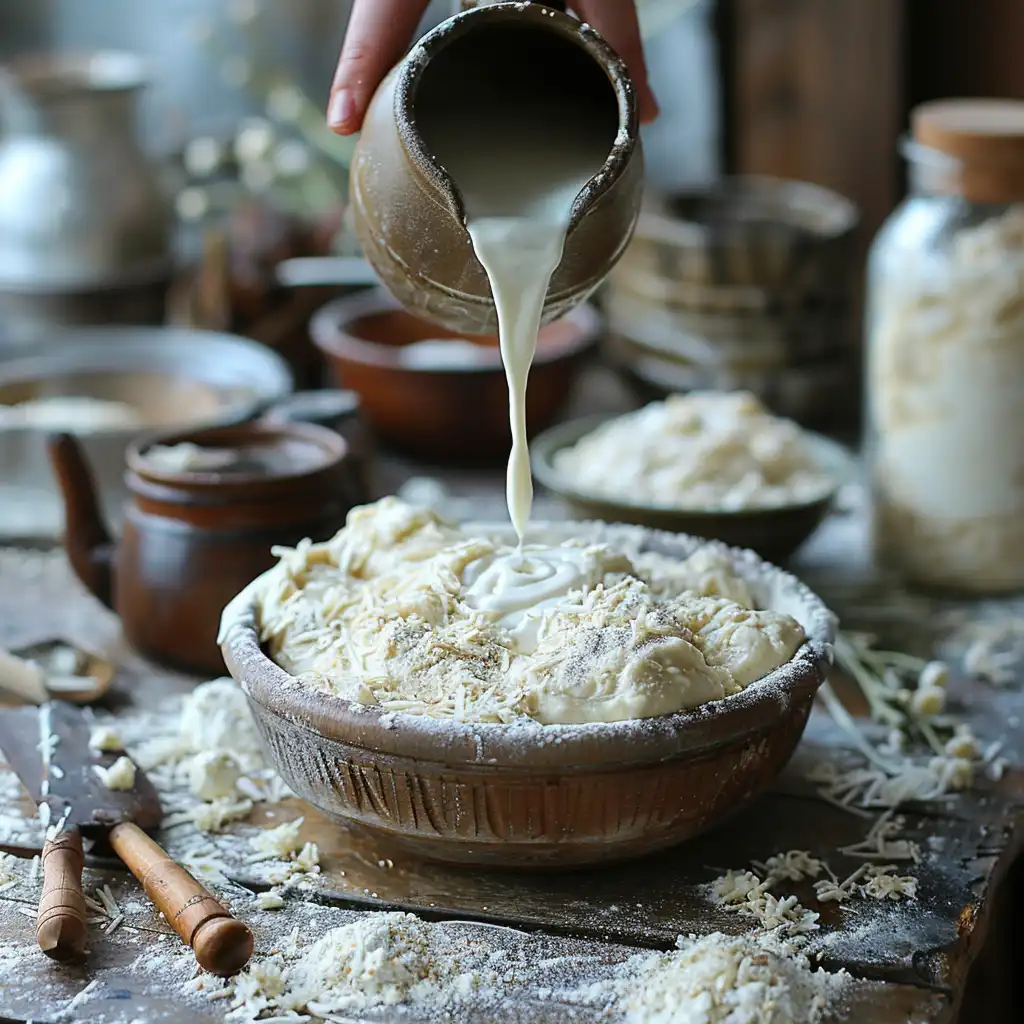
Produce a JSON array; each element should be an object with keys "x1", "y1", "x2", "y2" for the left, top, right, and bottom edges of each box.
[
  {"x1": 36, "y1": 826, "x2": 88, "y2": 961},
  {"x1": 108, "y1": 822, "x2": 253, "y2": 976}
]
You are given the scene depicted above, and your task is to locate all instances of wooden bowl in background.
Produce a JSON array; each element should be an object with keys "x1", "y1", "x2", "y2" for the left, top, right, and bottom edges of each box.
[
  {"x1": 309, "y1": 288, "x2": 601, "y2": 463},
  {"x1": 220, "y1": 521, "x2": 834, "y2": 869},
  {"x1": 604, "y1": 176, "x2": 860, "y2": 429}
]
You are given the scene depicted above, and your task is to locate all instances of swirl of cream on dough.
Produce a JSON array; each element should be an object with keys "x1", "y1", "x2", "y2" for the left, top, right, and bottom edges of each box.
[{"x1": 463, "y1": 547, "x2": 596, "y2": 616}]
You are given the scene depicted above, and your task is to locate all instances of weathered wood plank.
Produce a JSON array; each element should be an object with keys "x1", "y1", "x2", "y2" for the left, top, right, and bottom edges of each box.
[
  {"x1": 723, "y1": 0, "x2": 905, "y2": 259},
  {"x1": 2, "y1": 486, "x2": 1022, "y2": 1022}
]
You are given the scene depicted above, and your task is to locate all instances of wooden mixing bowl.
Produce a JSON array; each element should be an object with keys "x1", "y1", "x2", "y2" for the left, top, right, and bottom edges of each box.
[{"x1": 220, "y1": 521, "x2": 834, "y2": 869}]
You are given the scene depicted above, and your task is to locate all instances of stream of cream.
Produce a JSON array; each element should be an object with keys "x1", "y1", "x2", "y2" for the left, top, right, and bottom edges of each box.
[
  {"x1": 467, "y1": 214, "x2": 571, "y2": 542},
  {"x1": 422, "y1": 94, "x2": 612, "y2": 623}
]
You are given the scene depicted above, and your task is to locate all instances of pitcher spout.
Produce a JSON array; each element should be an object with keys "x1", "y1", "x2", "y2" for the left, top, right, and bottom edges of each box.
[{"x1": 46, "y1": 433, "x2": 115, "y2": 609}]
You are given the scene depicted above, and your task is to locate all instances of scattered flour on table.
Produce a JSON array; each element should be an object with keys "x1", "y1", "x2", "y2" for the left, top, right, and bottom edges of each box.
[
  {"x1": 85, "y1": 679, "x2": 321, "y2": 895},
  {"x1": 0, "y1": 678, "x2": 860, "y2": 1024},
  {"x1": 224, "y1": 912, "x2": 476, "y2": 1019},
  {"x1": 0, "y1": 852, "x2": 17, "y2": 892},
  {"x1": 116, "y1": 677, "x2": 292, "y2": 835},
  {"x1": 574, "y1": 932, "x2": 851, "y2": 1024},
  {"x1": 213, "y1": 912, "x2": 853, "y2": 1024},
  {"x1": 88, "y1": 725, "x2": 124, "y2": 752}
]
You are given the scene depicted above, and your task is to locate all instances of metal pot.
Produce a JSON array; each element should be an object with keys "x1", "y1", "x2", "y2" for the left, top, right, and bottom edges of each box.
[
  {"x1": 0, "y1": 326, "x2": 293, "y2": 541},
  {"x1": 0, "y1": 52, "x2": 173, "y2": 350}
]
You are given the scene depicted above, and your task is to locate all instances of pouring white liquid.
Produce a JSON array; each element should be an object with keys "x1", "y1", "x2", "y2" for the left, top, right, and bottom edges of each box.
[
  {"x1": 467, "y1": 215, "x2": 572, "y2": 542},
  {"x1": 418, "y1": 66, "x2": 614, "y2": 623}
]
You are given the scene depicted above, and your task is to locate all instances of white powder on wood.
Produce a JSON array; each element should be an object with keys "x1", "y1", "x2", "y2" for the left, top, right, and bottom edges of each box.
[
  {"x1": 226, "y1": 911, "x2": 469, "y2": 1018},
  {"x1": 88, "y1": 725, "x2": 123, "y2": 752},
  {"x1": 251, "y1": 819, "x2": 304, "y2": 860},
  {"x1": 616, "y1": 932, "x2": 849, "y2": 1024},
  {"x1": 188, "y1": 750, "x2": 243, "y2": 801}
]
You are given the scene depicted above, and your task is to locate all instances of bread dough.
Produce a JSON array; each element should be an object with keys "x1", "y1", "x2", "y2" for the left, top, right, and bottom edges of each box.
[{"x1": 254, "y1": 498, "x2": 806, "y2": 725}]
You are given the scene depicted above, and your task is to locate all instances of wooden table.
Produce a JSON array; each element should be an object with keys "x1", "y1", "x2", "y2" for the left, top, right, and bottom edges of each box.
[{"x1": 1, "y1": 411, "x2": 1022, "y2": 1022}]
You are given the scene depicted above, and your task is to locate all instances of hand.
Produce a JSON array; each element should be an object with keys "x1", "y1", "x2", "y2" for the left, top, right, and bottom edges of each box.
[{"x1": 328, "y1": 0, "x2": 659, "y2": 135}]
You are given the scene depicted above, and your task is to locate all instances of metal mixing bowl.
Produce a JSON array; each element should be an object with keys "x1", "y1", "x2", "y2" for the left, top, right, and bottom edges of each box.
[{"x1": 0, "y1": 326, "x2": 293, "y2": 540}]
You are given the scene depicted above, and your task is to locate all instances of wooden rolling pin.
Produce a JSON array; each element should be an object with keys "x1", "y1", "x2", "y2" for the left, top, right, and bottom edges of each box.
[{"x1": 108, "y1": 823, "x2": 254, "y2": 976}]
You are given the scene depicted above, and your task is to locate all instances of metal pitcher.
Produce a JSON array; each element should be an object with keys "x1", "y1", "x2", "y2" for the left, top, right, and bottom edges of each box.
[
  {"x1": 349, "y1": 0, "x2": 642, "y2": 336},
  {"x1": 0, "y1": 52, "x2": 173, "y2": 350}
]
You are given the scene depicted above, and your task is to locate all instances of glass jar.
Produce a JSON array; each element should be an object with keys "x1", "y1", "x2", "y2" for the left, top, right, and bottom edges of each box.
[{"x1": 865, "y1": 99, "x2": 1024, "y2": 594}]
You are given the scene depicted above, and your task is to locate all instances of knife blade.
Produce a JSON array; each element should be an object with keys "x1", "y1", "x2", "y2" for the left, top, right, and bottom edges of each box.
[{"x1": 0, "y1": 701, "x2": 253, "y2": 975}]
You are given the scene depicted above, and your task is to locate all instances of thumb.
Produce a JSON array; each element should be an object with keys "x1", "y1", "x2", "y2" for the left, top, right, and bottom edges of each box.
[
  {"x1": 329, "y1": 0, "x2": 431, "y2": 135},
  {"x1": 574, "y1": 0, "x2": 659, "y2": 124}
]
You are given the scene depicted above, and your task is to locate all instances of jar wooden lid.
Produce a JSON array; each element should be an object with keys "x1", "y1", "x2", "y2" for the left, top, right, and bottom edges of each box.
[{"x1": 912, "y1": 99, "x2": 1024, "y2": 203}]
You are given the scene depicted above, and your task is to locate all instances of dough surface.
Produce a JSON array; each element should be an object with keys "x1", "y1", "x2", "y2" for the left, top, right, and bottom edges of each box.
[{"x1": 255, "y1": 498, "x2": 806, "y2": 725}]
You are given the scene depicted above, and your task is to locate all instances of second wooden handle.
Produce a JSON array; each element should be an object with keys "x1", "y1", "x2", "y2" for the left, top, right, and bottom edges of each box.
[
  {"x1": 108, "y1": 822, "x2": 253, "y2": 976},
  {"x1": 36, "y1": 826, "x2": 88, "y2": 961}
]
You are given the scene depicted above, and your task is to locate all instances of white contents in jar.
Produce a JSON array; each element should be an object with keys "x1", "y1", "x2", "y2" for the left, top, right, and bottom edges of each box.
[
  {"x1": 869, "y1": 205, "x2": 1024, "y2": 591},
  {"x1": 553, "y1": 392, "x2": 834, "y2": 510},
  {"x1": 144, "y1": 442, "x2": 239, "y2": 473}
]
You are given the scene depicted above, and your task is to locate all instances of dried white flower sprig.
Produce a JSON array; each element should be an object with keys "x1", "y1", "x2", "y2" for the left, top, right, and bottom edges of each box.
[
  {"x1": 813, "y1": 632, "x2": 1007, "y2": 809},
  {"x1": 833, "y1": 632, "x2": 958, "y2": 756}
]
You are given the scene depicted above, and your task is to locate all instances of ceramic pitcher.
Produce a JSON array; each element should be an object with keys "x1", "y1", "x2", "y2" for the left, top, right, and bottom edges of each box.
[{"x1": 349, "y1": 0, "x2": 643, "y2": 336}]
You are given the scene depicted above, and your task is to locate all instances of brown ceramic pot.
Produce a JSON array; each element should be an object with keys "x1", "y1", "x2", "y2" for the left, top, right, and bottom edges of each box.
[
  {"x1": 349, "y1": 1, "x2": 643, "y2": 335},
  {"x1": 310, "y1": 287, "x2": 601, "y2": 462},
  {"x1": 220, "y1": 520, "x2": 834, "y2": 869},
  {"x1": 48, "y1": 418, "x2": 366, "y2": 677}
]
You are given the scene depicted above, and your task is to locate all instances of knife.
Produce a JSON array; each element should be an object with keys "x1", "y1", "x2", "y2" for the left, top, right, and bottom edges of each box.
[{"x1": 0, "y1": 701, "x2": 253, "y2": 975}]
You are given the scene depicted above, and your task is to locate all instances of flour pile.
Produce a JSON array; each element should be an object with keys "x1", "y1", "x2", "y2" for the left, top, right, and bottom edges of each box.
[
  {"x1": 607, "y1": 932, "x2": 849, "y2": 1024},
  {"x1": 219, "y1": 912, "x2": 850, "y2": 1024},
  {"x1": 124, "y1": 678, "x2": 290, "y2": 835},
  {"x1": 225, "y1": 911, "x2": 485, "y2": 1020}
]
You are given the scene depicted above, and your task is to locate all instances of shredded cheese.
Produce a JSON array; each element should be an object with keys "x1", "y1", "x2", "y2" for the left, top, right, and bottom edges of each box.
[{"x1": 93, "y1": 756, "x2": 136, "y2": 791}]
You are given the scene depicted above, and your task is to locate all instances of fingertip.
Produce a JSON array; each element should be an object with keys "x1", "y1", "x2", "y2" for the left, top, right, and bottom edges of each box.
[
  {"x1": 327, "y1": 88, "x2": 360, "y2": 135},
  {"x1": 638, "y1": 85, "x2": 660, "y2": 125}
]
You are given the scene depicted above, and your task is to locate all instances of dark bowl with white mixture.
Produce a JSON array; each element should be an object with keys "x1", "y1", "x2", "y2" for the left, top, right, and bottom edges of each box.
[
  {"x1": 310, "y1": 288, "x2": 602, "y2": 463},
  {"x1": 531, "y1": 414, "x2": 854, "y2": 563},
  {"x1": 219, "y1": 521, "x2": 834, "y2": 869}
]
